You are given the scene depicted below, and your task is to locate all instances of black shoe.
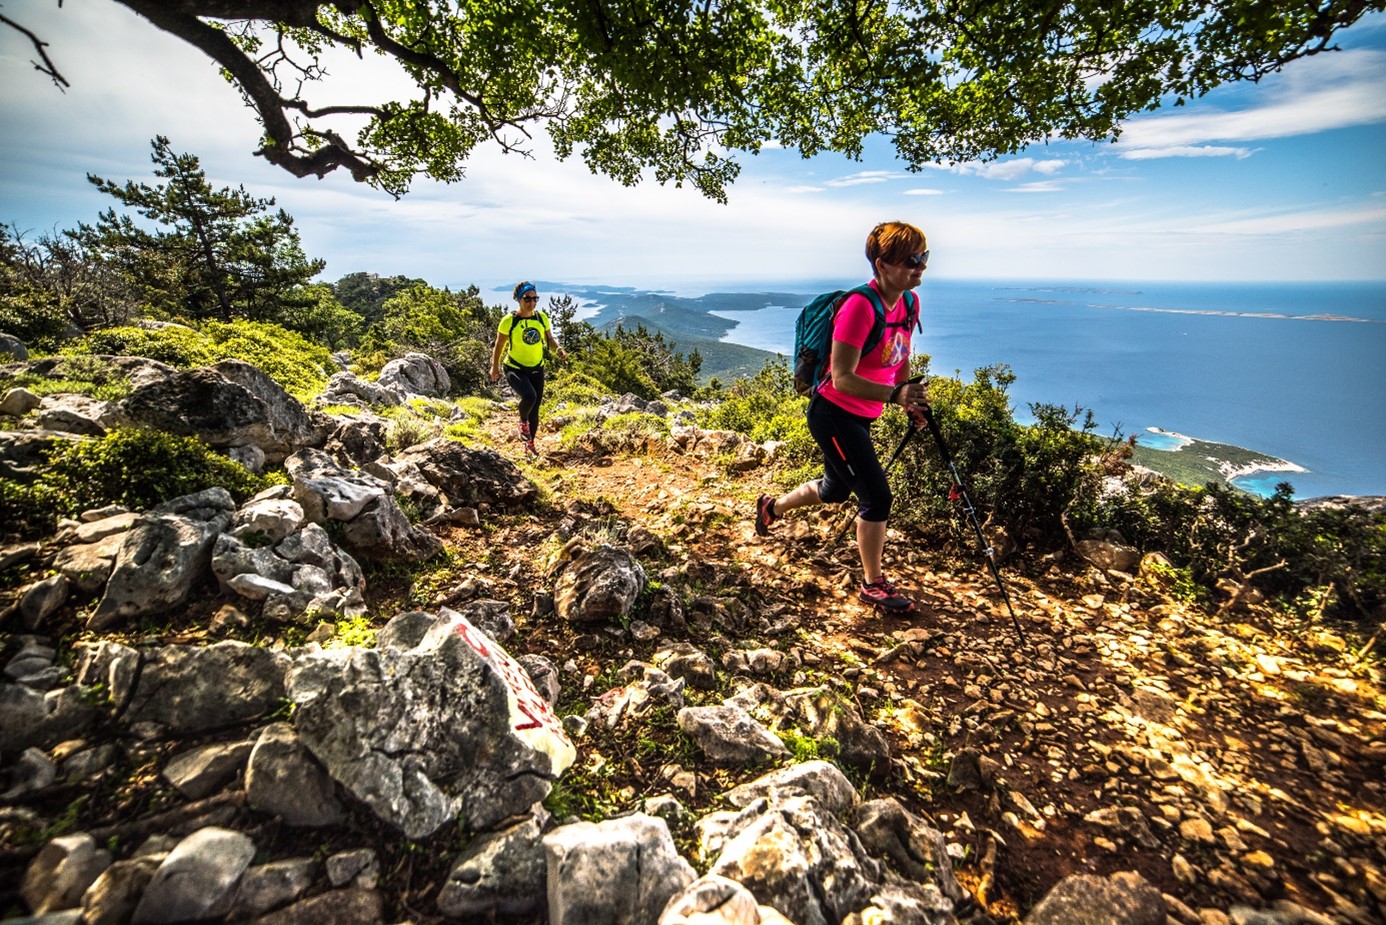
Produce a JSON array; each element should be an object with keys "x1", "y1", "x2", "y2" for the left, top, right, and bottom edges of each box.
[{"x1": 755, "y1": 494, "x2": 778, "y2": 536}]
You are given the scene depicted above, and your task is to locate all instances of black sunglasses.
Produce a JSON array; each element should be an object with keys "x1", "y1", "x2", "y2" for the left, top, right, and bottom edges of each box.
[
  {"x1": 521, "y1": 295, "x2": 539, "y2": 302},
  {"x1": 903, "y1": 250, "x2": 929, "y2": 269}
]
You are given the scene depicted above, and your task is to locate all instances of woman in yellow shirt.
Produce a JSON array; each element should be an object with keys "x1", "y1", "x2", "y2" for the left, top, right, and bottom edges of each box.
[{"x1": 489, "y1": 281, "x2": 568, "y2": 454}]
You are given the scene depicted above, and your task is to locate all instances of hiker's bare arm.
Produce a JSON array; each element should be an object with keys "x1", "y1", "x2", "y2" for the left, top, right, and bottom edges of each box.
[
  {"x1": 827, "y1": 340, "x2": 870, "y2": 397},
  {"x1": 546, "y1": 329, "x2": 568, "y2": 359},
  {"x1": 829, "y1": 340, "x2": 927, "y2": 409},
  {"x1": 489, "y1": 331, "x2": 507, "y2": 381}
]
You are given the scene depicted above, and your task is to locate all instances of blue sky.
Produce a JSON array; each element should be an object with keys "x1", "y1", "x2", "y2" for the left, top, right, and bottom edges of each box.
[{"x1": 2, "y1": 2, "x2": 1385, "y2": 292}]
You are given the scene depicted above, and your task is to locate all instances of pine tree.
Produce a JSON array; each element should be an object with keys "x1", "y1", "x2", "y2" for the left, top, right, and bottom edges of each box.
[{"x1": 71, "y1": 136, "x2": 324, "y2": 323}]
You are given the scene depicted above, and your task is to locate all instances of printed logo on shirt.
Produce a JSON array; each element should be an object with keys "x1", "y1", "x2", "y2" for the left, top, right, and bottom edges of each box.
[
  {"x1": 521, "y1": 325, "x2": 543, "y2": 345},
  {"x1": 881, "y1": 330, "x2": 909, "y2": 368}
]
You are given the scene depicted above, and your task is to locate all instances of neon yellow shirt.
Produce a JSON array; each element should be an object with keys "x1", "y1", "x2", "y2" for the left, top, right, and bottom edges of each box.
[{"x1": 500, "y1": 311, "x2": 550, "y2": 369}]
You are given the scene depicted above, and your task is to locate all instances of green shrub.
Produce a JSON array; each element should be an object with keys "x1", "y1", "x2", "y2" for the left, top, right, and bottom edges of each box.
[
  {"x1": 69, "y1": 324, "x2": 214, "y2": 368},
  {"x1": 202, "y1": 321, "x2": 333, "y2": 401},
  {"x1": 600, "y1": 411, "x2": 671, "y2": 440},
  {"x1": 3, "y1": 356, "x2": 133, "y2": 402},
  {"x1": 384, "y1": 415, "x2": 441, "y2": 454},
  {"x1": 0, "y1": 478, "x2": 68, "y2": 541},
  {"x1": 702, "y1": 361, "x2": 802, "y2": 438},
  {"x1": 545, "y1": 370, "x2": 616, "y2": 409},
  {"x1": 0, "y1": 427, "x2": 272, "y2": 541},
  {"x1": 557, "y1": 409, "x2": 672, "y2": 452},
  {"x1": 1090, "y1": 480, "x2": 1386, "y2": 622},
  {"x1": 582, "y1": 338, "x2": 660, "y2": 399},
  {"x1": 331, "y1": 615, "x2": 377, "y2": 648},
  {"x1": 0, "y1": 290, "x2": 69, "y2": 353},
  {"x1": 887, "y1": 364, "x2": 1109, "y2": 550},
  {"x1": 360, "y1": 283, "x2": 500, "y2": 397},
  {"x1": 67, "y1": 320, "x2": 332, "y2": 401}
]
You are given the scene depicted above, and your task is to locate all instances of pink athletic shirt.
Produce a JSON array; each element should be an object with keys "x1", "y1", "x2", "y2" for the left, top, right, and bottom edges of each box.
[{"x1": 817, "y1": 280, "x2": 915, "y2": 419}]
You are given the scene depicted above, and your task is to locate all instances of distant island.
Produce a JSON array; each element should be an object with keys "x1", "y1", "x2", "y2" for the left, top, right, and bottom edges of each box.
[{"x1": 997, "y1": 297, "x2": 1383, "y2": 324}]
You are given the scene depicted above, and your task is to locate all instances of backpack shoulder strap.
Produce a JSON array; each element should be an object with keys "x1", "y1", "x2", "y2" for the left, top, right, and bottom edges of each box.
[
  {"x1": 504, "y1": 311, "x2": 525, "y2": 348},
  {"x1": 904, "y1": 289, "x2": 920, "y2": 331},
  {"x1": 850, "y1": 283, "x2": 887, "y2": 315},
  {"x1": 850, "y1": 284, "x2": 891, "y2": 355}
]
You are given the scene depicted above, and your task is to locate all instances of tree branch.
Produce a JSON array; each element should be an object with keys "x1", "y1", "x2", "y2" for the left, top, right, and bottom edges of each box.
[
  {"x1": 112, "y1": 0, "x2": 385, "y2": 185},
  {"x1": 0, "y1": 12, "x2": 71, "y2": 90},
  {"x1": 354, "y1": 1, "x2": 485, "y2": 111}
]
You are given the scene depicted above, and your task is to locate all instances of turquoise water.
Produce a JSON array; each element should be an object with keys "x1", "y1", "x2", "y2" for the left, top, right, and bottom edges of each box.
[
  {"x1": 701, "y1": 278, "x2": 1386, "y2": 499},
  {"x1": 1135, "y1": 431, "x2": 1192, "y2": 451}
]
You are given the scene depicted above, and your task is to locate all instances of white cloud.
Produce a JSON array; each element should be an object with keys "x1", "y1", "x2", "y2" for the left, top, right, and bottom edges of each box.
[
  {"x1": 1003, "y1": 181, "x2": 1067, "y2": 193},
  {"x1": 1120, "y1": 145, "x2": 1255, "y2": 160},
  {"x1": 825, "y1": 170, "x2": 907, "y2": 187},
  {"x1": 903, "y1": 188, "x2": 946, "y2": 196},
  {"x1": 1187, "y1": 203, "x2": 1386, "y2": 235},
  {"x1": 1115, "y1": 48, "x2": 1386, "y2": 156},
  {"x1": 929, "y1": 158, "x2": 1067, "y2": 180}
]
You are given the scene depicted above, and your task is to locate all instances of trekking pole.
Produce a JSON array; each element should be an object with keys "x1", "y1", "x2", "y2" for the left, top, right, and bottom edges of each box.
[
  {"x1": 919, "y1": 404, "x2": 1029, "y2": 648},
  {"x1": 830, "y1": 423, "x2": 920, "y2": 545},
  {"x1": 831, "y1": 376, "x2": 927, "y2": 545}
]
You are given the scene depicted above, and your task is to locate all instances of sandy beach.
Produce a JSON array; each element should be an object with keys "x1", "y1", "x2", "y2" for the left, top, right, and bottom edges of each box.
[{"x1": 1218, "y1": 458, "x2": 1309, "y2": 481}]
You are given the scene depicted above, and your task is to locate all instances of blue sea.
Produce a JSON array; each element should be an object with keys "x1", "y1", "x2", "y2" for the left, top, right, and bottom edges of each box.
[{"x1": 694, "y1": 278, "x2": 1385, "y2": 500}]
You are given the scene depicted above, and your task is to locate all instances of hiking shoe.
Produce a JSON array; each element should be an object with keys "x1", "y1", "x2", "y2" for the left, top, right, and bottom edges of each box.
[
  {"x1": 859, "y1": 576, "x2": 915, "y2": 612},
  {"x1": 525, "y1": 437, "x2": 537, "y2": 456},
  {"x1": 518, "y1": 421, "x2": 532, "y2": 442},
  {"x1": 754, "y1": 494, "x2": 778, "y2": 536}
]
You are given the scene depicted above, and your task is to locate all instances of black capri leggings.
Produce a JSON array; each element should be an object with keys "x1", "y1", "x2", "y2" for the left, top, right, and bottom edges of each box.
[
  {"x1": 808, "y1": 395, "x2": 892, "y2": 522},
  {"x1": 505, "y1": 364, "x2": 545, "y2": 434}
]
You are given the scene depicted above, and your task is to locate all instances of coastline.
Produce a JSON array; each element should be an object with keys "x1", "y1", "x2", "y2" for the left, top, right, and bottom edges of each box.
[
  {"x1": 1143, "y1": 429, "x2": 1308, "y2": 483},
  {"x1": 1131, "y1": 430, "x2": 1310, "y2": 499}
]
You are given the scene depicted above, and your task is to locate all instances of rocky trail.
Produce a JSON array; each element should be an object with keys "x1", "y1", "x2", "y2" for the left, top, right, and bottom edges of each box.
[
  {"x1": 2, "y1": 372, "x2": 1383, "y2": 925},
  {"x1": 465, "y1": 410, "x2": 1386, "y2": 923}
]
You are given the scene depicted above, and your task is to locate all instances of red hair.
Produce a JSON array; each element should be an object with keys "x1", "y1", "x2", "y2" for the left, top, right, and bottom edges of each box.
[{"x1": 865, "y1": 221, "x2": 927, "y2": 269}]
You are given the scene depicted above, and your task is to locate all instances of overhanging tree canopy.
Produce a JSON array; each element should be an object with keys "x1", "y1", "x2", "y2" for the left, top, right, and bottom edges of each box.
[{"x1": 10, "y1": 0, "x2": 1383, "y2": 199}]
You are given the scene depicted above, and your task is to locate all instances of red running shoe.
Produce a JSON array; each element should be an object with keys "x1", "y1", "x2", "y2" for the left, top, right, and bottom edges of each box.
[
  {"x1": 859, "y1": 576, "x2": 915, "y2": 612},
  {"x1": 754, "y1": 494, "x2": 778, "y2": 536}
]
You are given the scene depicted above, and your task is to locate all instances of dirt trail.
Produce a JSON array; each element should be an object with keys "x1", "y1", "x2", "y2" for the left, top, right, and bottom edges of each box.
[{"x1": 469, "y1": 412, "x2": 1386, "y2": 922}]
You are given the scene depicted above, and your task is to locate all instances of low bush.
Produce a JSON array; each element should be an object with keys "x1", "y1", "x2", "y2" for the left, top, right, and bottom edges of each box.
[
  {"x1": 0, "y1": 290, "x2": 69, "y2": 353},
  {"x1": 202, "y1": 321, "x2": 333, "y2": 401},
  {"x1": 2, "y1": 356, "x2": 133, "y2": 402},
  {"x1": 1089, "y1": 480, "x2": 1386, "y2": 622},
  {"x1": 0, "y1": 427, "x2": 273, "y2": 541},
  {"x1": 699, "y1": 360, "x2": 816, "y2": 482},
  {"x1": 70, "y1": 324, "x2": 214, "y2": 368},
  {"x1": 67, "y1": 320, "x2": 332, "y2": 401}
]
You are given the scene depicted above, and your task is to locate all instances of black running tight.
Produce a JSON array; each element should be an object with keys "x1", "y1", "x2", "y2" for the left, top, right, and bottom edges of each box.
[
  {"x1": 505, "y1": 364, "x2": 545, "y2": 434},
  {"x1": 807, "y1": 395, "x2": 891, "y2": 522}
]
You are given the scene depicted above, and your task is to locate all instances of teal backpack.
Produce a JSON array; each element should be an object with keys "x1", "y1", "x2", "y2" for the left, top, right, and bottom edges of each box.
[{"x1": 792, "y1": 285, "x2": 919, "y2": 396}]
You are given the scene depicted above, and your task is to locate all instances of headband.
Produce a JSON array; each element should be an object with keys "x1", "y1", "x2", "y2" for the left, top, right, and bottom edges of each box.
[{"x1": 515, "y1": 282, "x2": 536, "y2": 300}]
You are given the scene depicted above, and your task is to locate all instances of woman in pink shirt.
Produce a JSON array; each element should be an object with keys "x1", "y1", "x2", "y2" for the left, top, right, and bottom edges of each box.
[{"x1": 755, "y1": 221, "x2": 930, "y2": 612}]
